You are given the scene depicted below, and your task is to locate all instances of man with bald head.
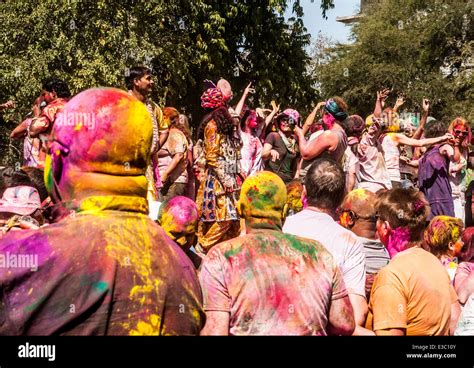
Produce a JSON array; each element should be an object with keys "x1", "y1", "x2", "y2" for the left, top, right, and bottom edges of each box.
[
  {"x1": 199, "y1": 170, "x2": 355, "y2": 335},
  {"x1": 0, "y1": 88, "x2": 204, "y2": 335},
  {"x1": 339, "y1": 189, "x2": 390, "y2": 301}
]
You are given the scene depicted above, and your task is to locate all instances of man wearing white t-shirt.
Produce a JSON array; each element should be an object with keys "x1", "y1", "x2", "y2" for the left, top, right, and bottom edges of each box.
[{"x1": 283, "y1": 158, "x2": 373, "y2": 335}]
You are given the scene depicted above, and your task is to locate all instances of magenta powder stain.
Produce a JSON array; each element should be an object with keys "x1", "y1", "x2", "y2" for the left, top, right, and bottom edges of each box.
[{"x1": 387, "y1": 227, "x2": 411, "y2": 258}]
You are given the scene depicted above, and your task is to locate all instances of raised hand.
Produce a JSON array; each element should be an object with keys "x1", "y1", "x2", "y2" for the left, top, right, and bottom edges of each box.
[
  {"x1": 422, "y1": 98, "x2": 430, "y2": 113},
  {"x1": 244, "y1": 82, "x2": 255, "y2": 95}
]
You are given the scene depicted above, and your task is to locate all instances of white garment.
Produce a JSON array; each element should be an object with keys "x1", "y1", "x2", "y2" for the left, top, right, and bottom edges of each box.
[
  {"x1": 343, "y1": 147, "x2": 360, "y2": 192},
  {"x1": 283, "y1": 209, "x2": 367, "y2": 297},
  {"x1": 381, "y1": 134, "x2": 401, "y2": 182},
  {"x1": 357, "y1": 133, "x2": 392, "y2": 192},
  {"x1": 240, "y1": 131, "x2": 263, "y2": 177},
  {"x1": 450, "y1": 153, "x2": 467, "y2": 222},
  {"x1": 454, "y1": 295, "x2": 474, "y2": 335}
]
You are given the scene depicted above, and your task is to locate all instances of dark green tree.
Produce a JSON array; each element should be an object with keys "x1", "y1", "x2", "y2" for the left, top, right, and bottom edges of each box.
[
  {"x1": 0, "y1": 0, "x2": 337, "y2": 164},
  {"x1": 313, "y1": 0, "x2": 473, "y2": 121}
]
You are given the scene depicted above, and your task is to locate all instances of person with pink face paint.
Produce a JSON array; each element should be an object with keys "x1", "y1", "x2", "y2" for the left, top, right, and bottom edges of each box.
[
  {"x1": 239, "y1": 109, "x2": 264, "y2": 177},
  {"x1": 294, "y1": 97, "x2": 349, "y2": 180},
  {"x1": 367, "y1": 188, "x2": 460, "y2": 335},
  {"x1": 453, "y1": 228, "x2": 474, "y2": 335}
]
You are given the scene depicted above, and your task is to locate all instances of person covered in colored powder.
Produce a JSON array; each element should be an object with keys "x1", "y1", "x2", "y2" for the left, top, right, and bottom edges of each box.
[
  {"x1": 453, "y1": 227, "x2": 474, "y2": 335},
  {"x1": 157, "y1": 107, "x2": 189, "y2": 201},
  {"x1": 342, "y1": 115, "x2": 365, "y2": 193},
  {"x1": 379, "y1": 98, "x2": 451, "y2": 189},
  {"x1": 356, "y1": 89, "x2": 392, "y2": 192},
  {"x1": 196, "y1": 86, "x2": 244, "y2": 254},
  {"x1": 283, "y1": 158, "x2": 370, "y2": 335},
  {"x1": 10, "y1": 96, "x2": 47, "y2": 168},
  {"x1": 239, "y1": 109, "x2": 264, "y2": 177},
  {"x1": 0, "y1": 88, "x2": 204, "y2": 335},
  {"x1": 447, "y1": 117, "x2": 471, "y2": 222},
  {"x1": 366, "y1": 188, "x2": 460, "y2": 335},
  {"x1": 157, "y1": 196, "x2": 202, "y2": 269},
  {"x1": 199, "y1": 171, "x2": 355, "y2": 335},
  {"x1": 418, "y1": 119, "x2": 461, "y2": 220},
  {"x1": 424, "y1": 216, "x2": 464, "y2": 282},
  {"x1": 125, "y1": 66, "x2": 169, "y2": 201},
  {"x1": 338, "y1": 189, "x2": 390, "y2": 302},
  {"x1": 25, "y1": 78, "x2": 71, "y2": 168},
  {"x1": 295, "y1": 97, "x2": 349, "y2": 179}
]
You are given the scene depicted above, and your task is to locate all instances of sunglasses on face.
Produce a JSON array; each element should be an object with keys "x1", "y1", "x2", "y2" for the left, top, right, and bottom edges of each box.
[
  {"x1": 454, "y1": 129, "x2": 468, "y2": 136},
  {"x1": 337, "y1": 208, "x2": 378, "y2": 223}
]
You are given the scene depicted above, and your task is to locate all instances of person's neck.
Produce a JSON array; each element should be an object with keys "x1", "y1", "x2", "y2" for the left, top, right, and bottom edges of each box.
[
  {"x1": 351, "y1": 220, "x2": 377, "y2": 240},
  {"x1": 281, "y1": 130, "x2": 292, "y2": 138},
  {"x1": 305, "y1": 205, "x2": 336, "y2": 220},
  {"x1": 386, "y1": 227, "x2": 421, "y2": 258},
  {"x1": 245, "y1": 217, "x2": 282, "y2": 233},
  {"x1": 131, "y1": 89, "x2": 146, "y2": 103}
]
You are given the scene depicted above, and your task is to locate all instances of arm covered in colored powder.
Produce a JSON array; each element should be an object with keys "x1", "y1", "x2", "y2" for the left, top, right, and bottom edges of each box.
[{"x1": 200, "y1": 311, "x2": 230, "y2": 336}]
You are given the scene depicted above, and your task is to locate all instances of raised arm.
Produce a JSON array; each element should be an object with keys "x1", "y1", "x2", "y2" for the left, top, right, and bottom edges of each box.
[
  {"x1": 392, "y1": 95, "x2": 405, "y2": 114},
  {"x1": 374, "y1": 89, "x2": 390, "y2": 118},
  {"x1": 294, "y1": 127, "x2": 335, "y2": 161},
  {"x1": 234, "y1": 82, "x2": 255, "y2": 117},
  {"x1": 413, "y1": 98, "x2": 430, "y2": 140},
  {"x1": 302, "y1": 101, "x2": 325, "y2": 136},
  {"x1": 265, "y1": 100, "x2": 280, "y2": 127},
  {"x1": 440, "y1": 139, "x2": 461, "y2": 164},
  {"x1": 393, "y1": 132, "x2": 451, "y2": 147}
]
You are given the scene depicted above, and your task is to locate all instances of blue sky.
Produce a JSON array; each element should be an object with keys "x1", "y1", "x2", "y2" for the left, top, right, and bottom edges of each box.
[{"x1": 285, "y1": 0, "x2": 360, "y2": 43}]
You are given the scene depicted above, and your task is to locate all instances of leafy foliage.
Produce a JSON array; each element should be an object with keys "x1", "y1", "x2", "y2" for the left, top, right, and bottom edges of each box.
[{"x1": 313, "y1": 0, "x2": 473, "y2": 121}]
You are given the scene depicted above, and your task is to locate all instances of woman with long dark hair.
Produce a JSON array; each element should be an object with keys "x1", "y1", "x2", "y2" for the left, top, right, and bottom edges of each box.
[{"x1": 196, "y1": 87, "x2": 243, "y2": 254}]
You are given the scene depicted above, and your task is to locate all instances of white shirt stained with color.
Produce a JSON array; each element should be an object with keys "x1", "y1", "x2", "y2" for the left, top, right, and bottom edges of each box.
[{"x1": 283, "y1": 209, "x2": 367, "y2": 297}]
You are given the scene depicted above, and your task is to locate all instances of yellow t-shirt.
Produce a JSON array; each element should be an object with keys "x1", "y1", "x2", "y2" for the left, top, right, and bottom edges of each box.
[{"x1": 366, "y1": 247, "x2": 457, "y2": 336}]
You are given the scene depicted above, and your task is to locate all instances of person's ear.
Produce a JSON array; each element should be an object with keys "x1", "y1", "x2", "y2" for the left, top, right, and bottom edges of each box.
[
  {"x1": 347, "y1": 211, "x2": 356, "y2": 228},
  {"x1": 448, "y1": 241, "x2": 456, "y2": 254},
  {"x1": 381, "y1": 220, "x2": 391, "y2": 238}
]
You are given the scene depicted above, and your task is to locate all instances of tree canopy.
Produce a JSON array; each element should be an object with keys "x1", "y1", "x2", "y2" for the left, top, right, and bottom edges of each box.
[
  {"x1": 313, "y1": 0, "x2": 473, "y2": 122},
  {"x1": 0, "y1": 0, "x2": 340, "y2": 165}
]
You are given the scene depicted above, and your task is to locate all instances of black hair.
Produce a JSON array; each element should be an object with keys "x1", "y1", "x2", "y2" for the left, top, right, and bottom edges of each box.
[
  {"x1": 42, "y1": 77, "x2": 71, "y2": 98},
  {"x1": 21, "y1": 167, "x2": 48, "y2": 202},
  {"x1": 125, "y1": 66, "x2": 152, "y2": 90},
  {"x1": 304, "y1": 158, "x2": 346, "y2": 210},
  {"x1": 424, "y1": 119, "x2": 448, "y2": 139},
  {"x1": 0, "y1": 167, "x2": 33, "y2": 197}
]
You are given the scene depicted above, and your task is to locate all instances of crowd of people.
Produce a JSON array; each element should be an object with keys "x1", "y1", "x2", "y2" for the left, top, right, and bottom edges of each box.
[{"x1": 0, "y1": 66, "x2": 472, "y2": 335}]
